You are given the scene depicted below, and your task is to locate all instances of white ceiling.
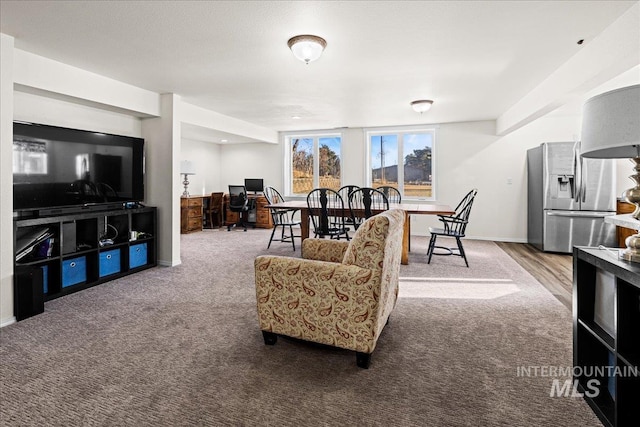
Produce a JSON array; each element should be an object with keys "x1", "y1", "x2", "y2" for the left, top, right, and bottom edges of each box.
[{"x1": 1, "y1": 0, "x2": 638, "y2": 139}]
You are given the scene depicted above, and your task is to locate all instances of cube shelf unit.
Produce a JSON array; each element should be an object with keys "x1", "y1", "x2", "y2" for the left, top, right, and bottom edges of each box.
[
  {"x1": 573, "y1": 247, "x2": 640, "y2": 427},
  {"x1": 14, "y1": 207, "x2": 157, "y2": 313}
]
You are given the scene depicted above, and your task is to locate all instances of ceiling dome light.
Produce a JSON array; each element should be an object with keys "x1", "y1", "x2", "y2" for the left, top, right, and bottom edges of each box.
[
  {"x1": 287, "y1": 35, "x2": 327, "y2": 64},
  {"x1": 411, "y1": 100, "x2": 434, "y2": 113}
]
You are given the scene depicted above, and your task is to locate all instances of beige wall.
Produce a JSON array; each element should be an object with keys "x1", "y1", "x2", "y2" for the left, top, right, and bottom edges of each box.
[
  {"x1": 181, "y1": 139, "x2": 223, "y2": 195},
  {"x1": 219, "y1": 142, "x2": 283, "y2": 192},
  {"x1": 0, "y1": 35, "x2": 15, "y2": 326},
  {"x1": 267, "y1": 116, "x2": 627, "y2": 241}
]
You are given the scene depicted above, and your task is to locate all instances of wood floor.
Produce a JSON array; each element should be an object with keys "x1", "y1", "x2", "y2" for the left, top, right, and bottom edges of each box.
[{"x1": 496, "y1": 242, "x2": 573, "y2": 311}]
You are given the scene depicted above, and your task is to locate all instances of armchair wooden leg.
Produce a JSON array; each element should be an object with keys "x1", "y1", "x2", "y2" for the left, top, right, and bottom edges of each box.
[
  {"x1": 262, "y1": 331, "x2": 277, "y2": 345},
  {"x1": 356, "y1": 352, "x2": 371, "y2": 369}
]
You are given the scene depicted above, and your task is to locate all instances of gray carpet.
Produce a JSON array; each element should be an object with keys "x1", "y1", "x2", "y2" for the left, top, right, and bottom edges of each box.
[{"x1": 0, "y1": 228, "x2": 600, "y2": 426}]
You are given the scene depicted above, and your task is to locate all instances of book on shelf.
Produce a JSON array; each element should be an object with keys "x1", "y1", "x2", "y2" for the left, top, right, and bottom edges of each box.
[{"x1": 15, "y1": 227, "x2": 54, "y2": 262}]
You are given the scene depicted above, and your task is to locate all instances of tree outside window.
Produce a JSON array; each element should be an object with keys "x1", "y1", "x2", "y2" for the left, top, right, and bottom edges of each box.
[
  {"x1": 290, "y1": 135, "x2": 341, "y2": 194},
  {"x1": 369, "y1": 130, "x2": 434, "y2": 199}
]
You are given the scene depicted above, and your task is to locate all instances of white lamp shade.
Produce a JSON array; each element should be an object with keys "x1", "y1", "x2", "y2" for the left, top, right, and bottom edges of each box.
[
  {"x1": 581, "y1": 84, "x2": 640, "y2": 158},
  {"x1": 288, "y1": 35, "x2": 326, "y2": 64},
  {"x1": 180, "y1": 160, "x2": 196, "y2": 175}
]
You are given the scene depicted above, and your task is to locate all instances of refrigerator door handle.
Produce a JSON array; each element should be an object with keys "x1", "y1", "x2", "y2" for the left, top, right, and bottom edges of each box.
[
  {"x1": 581, "y1": 155, "x2": 587, "y2": 203},
  {"x1": 573, "y1": 142, "x2": 582, "y2": 203},
  {"x1": 546, "y1": 211, "x2": 615, "y2": 218}
]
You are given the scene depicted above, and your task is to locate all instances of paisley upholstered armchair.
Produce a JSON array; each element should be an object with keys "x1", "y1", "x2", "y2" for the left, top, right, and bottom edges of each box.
[{"x1": 254, "y1": 209, "x2": 405, "y2": 368}]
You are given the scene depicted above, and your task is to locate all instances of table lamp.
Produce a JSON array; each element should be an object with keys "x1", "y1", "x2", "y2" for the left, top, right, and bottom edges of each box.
[
  {"x1": 580, "y1": 84, "x2": 640, "y2": 261},
  {"x1": 180, "y1": 160, "x2": 196, "y2": 197}
]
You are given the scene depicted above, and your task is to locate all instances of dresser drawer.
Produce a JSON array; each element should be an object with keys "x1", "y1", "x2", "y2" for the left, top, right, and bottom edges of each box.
[
  {"x1": 187, "y1": 207, "x2": 202, "y2": 218},
  {"x1": 187, "y1": 198, "x2": 203, "y2": 208},
  {"x1": 226, "y1": 211, "x2": 239, "y2": 225},
  {"x1": 187, "y1": 217, "x2": 202, "y2": 231}
]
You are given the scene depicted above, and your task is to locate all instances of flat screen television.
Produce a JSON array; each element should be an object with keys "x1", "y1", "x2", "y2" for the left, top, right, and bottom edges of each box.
[
  {"x1": 13, "y1": 121, "x2": 144, "y2": 215},
  {"x1": 244, "y1": 178, "x2": 264, "y2": 193}
]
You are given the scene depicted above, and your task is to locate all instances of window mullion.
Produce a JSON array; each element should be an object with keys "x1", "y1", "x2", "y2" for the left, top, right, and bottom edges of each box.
[
  {"x1": 397, "y1": 132, "x2": 404, "y2": 194},
  {"x1": 313, "y1": 137, "x2": 319, "y2": 188}
]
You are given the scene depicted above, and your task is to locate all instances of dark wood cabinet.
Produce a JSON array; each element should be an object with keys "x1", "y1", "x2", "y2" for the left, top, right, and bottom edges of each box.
[
  {"x1": 14, "y1": 207, "x2": 157, "y2": 319},
  {"x1": 180, "y1": 196, "x2": 203, "y2": 233},
  {"x1": 573, "y1": 247, "x2": 639, "y2": 427},
  {"x1": 223, "y1": 194, "x2": 273, "y2": 229},
  {"x1": 616, "y1": 200, "x2": 636, "y2": 248},
  {"x1": 253, "y1": 195, "x2": 273, "y2": 228}
]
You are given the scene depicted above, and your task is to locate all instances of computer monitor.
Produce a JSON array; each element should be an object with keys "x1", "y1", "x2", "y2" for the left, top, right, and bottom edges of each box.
[{"x1": 244, "y1": 178, "x2": 264, "y2": 194}]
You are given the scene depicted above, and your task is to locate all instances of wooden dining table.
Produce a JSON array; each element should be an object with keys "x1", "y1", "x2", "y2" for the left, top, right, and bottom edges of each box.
[{"x1": 266, "y1": 200, "x2": 455, "y2": 265}]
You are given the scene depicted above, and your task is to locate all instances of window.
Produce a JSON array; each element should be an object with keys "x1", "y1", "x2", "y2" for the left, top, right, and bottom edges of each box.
[
  {"x1": 13, "y1": 140, "x2": 48, "y2": 175},
  {"x1": 368, "y1": 129, "x2": 435, "y2": 199},
  {"x1": 288, "y1": 134, "x2": 342, "y2": 195}
]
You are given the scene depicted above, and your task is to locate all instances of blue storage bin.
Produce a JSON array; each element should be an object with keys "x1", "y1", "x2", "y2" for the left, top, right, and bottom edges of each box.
[
  {"x1": 41, "y1": 265, "x2": 48, "y2": 294},
  {"x1": 99, "y1": 249, "x2": 121, "y2": 277},
  {"x1": 62, "y1": 256, "x2": 86, "y2": 288},
  {"x1": 129, "y1": 243, "x2": 147, "y2": 269}
]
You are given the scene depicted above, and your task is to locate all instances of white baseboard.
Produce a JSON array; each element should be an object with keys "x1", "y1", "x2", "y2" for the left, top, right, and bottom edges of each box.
[
  {"x1": 158, "y1": 259, "x2": 180, "y2": 267},
  {"x1": 412, "y1": 233, "x2": 528, "y2": 243},
  {"x1": 466, "y1": 236, "x2": 528, "y2": 243},
  {"x1": 1, "y1": 316, "x2": 16, "y2": 328}
]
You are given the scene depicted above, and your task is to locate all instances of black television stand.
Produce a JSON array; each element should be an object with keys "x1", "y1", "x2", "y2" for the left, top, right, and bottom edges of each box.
[{"x1": 13, "y1": 206, "x2": 157, "y2": 321}]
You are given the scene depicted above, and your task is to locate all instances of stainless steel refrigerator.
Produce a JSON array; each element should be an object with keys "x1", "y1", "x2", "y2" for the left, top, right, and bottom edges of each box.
[{"x1": 527, "y1": 141, "x2": 617, "y2": 253}]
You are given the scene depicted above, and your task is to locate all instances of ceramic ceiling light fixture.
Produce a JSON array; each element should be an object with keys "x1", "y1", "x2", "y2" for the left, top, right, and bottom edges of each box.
[
  {"x1": 287, "y1": 35, "x2": 327, "y2": 64},
  {"x1": 411, "y1": 100, "x2": 434, "y2": 113}
]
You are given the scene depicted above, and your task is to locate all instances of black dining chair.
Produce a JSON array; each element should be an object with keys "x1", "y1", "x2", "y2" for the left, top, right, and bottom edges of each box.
[
  {"x1": 205, "y1": 192, "x2": 224, "y2": 228},
  {"x1": 338, "y1": 185, "x2": 360, "y2": 226},
  {"x1": 307, "y1": 188, "x2": 350, "y2": 240},
  {"x1": 427, "y1": 189, "x2": 478, "y2": 267},
  {"x1": 348, "y1": 187, "x2": 389, "y2": 230},
  {"x1": 338, "y1": 185, "x2": 360, "y2": 204},
  {"x1": 263, "y1": 186, "x2": 300, "y2": 250},
  {"x1": 377, "y1": 185, "x2": 402, "y2": 204}
]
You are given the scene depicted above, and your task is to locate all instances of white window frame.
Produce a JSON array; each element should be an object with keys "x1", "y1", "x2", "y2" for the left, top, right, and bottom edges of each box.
[
  {"x1": 365, "y1": 126, "x2": 437, "y2": 201},
  {"x1": 283, "y1": 130, "x2": 343, "y2": 197}
]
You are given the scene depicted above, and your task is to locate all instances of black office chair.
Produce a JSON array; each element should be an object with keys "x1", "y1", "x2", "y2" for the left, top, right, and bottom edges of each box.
[
  {"x1": 263, "y1": 186, "x2": 300, "y2": 250},
  {"x1": 427, "y1": 189, "x2": 478, "y2": 267},
  {"x1": 348, "y1": 187, "x2": 389, "y2": 230},
  {"x1": 307, "y1": 188, "x2": 350, "y2": 240},
  {"x1": 227, "y1": 185, "x2": 252, "y2": 232},
  {"x1": 377, "y1": 185, "x2": 402, "y2": 204}
]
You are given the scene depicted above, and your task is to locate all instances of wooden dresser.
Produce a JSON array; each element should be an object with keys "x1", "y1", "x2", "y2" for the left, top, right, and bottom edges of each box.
[
  {"x1": 224, "y1": 194, "x2": 273, "y2": 229},
  {"x1": 180, "y1": 196, "x2": 204, "y2": 233},
  {"x1": 254, "y1": 196, "x2": 273, "y2": 228},
  {"x1": 616, "y1": 199, "x2": 636, "y2": 247}
]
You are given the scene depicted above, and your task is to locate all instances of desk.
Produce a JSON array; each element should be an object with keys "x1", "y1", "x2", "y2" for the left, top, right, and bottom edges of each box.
[
  {"x1": 223, "y1": 194, "x2": 273, "y2": 229},
  {"x1": 266, "y1": 201, "x2": 455, "y2": 265}
]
